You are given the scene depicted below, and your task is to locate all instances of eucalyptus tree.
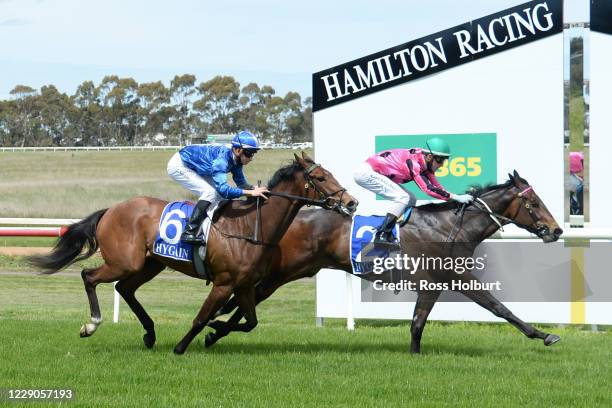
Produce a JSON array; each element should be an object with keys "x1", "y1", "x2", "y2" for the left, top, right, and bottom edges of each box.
[
  {"x1": 194, "y1": 75, "x2": 240, "y2": 134},
  {"x1": 72, "y1": 80, "x2": 102, "y2": 145},
  {"x1": 137, "y1": 81, "x2": 171, "y2": 145},
  {"x1": 37, "y1": 85, "x2": 75, "y2": 146},
  {"x1": 169, "y1": 74, "x2": 198, "y2": 145},
  {"x1": 9, "y1": 85, "x2": 38, "y2": 147}
]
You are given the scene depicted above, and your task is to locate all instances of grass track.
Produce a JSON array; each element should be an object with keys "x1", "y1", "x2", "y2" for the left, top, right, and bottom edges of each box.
[
  {"x1": 1, "y1": 149, "x2": 610, "y2": 406},
  {"x1": 0, "y1": 270, "x2": 610, "y2": 407}
]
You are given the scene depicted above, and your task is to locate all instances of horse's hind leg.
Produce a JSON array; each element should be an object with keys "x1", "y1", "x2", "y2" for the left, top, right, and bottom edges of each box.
[
  {"x1": 410, "y1": 290, "x2": 441, "y2": 354},
  {"x1": 80, "y1": 263, "x2": 125, "y2": 337},
  {"x1": 215, "y1": 286, "x2": 258, "y2": 334},
  {"x1": 207, "y1": 278, "x2": 280, "y2": 347},
  {"x1": 213, "y1": 294, "x2": 238, "y2": 318},
  {"x1": 115, "y1": 257, "x2": 166, "y2": 348},
  {"x1": 173, "y1": 284, "x2": 233, "y2": 355}
]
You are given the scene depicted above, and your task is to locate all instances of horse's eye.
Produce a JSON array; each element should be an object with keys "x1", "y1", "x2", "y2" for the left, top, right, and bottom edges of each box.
[
  {"x1": 316, "y1": 176, "x2": 326, "y2": 182},
  {"x1": 531, "y1": 201, "x2": 540, "y2": 208}
]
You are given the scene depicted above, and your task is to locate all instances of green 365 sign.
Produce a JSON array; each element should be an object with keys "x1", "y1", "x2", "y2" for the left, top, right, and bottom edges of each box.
[{"x1": 375, "y1": 133, "x2": 497, "y2": 199}]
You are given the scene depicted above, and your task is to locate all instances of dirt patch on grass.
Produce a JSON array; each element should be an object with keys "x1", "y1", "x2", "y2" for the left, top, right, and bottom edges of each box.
[{"x1": 0, "y1": 247, "x2": 50, "y2": 256}]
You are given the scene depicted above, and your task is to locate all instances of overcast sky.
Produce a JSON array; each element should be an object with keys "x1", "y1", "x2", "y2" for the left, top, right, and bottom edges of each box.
[{"x1": 0, "y1": 0, "x2": 589, "y2": 100}]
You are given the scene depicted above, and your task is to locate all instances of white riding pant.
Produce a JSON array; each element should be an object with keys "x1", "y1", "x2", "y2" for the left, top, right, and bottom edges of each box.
[
  {"x1": 353, "y1": 162, "x2": 416, "y2": 217},
  {"x1": 167, "y1": 152, "x2": 224, "y2": 205}
]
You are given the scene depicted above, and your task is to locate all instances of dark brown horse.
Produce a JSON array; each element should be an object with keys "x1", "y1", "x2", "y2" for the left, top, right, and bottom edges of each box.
[
  {"x1": 29, "y1": 153, "x2": 358, "y2": 354},
  {"x1": 207, "y1": 170, "x2": 564, "y2": 353}
]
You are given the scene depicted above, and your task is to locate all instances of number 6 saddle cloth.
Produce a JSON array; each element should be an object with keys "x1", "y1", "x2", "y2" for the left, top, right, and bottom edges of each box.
[{"x1": 152, "y1": 201, "x2": 217, "y2": 263}]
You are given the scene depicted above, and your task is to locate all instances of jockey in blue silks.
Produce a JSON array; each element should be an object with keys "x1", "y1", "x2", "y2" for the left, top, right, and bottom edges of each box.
[{"x1": 167, "y1": 130, "x2": 269, "y2": 244}]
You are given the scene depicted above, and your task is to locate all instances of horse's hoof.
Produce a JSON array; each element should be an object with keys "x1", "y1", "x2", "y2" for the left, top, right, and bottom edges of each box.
[
  {"x1": 173, "y1": 344, "x2": 186, "y2": 355},
  {"x1": 544, "y1": 334, "x2": 560, "y2": 346},
  {"x1": 143, "y1": 332, "x2": 156, "y2": 349},
  {"x1": 207, "y1": 320, "x2": 223, "y2": 331},
  {"x1": 79, "y1": 324, "x2": 93, "y2": 337},
  {"x1": 204, "y1": 333, "x2": 216, "y2": 348}
]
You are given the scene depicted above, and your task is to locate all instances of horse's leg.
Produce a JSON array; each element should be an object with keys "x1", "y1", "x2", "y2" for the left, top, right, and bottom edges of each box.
[
  {"x1": 205, "y1": 308, "x2": 244, "y2": 347},
  {"x1": 115, "y1": 257, "x2": 166, "y2": 348},
  {"x1": 457, "y1": 279, "x2": 560, "y2": 346},
  {"x1": 226, "y1": 285, "x2": 258, "y2": 333},
  {"x1": 80, "y1": 263, "x2": 126, "y2": 337},
  {"x1": 206, "y1": 278, "x2": 280, "y2": 347},
  {"x1": 213, "y1": 294, "x2": 238, "y2": 318},
  {"x1": 410, "y1": 290, "x2": 441, "y2": 354},
  {"x1": 173, "y1": 284, "x2": 232, "y2": 355}
]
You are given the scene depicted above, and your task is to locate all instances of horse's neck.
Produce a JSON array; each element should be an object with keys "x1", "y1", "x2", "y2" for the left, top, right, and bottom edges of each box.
[
  {"x1": 295, "y1": 209, "x2": 353, "y2": 271},
  {"x1": 258, "y1": 179, "x2": 306, "y2": 244},
  {"x1": 465, "y1": 187, "x2": 516, "y2": 242}
]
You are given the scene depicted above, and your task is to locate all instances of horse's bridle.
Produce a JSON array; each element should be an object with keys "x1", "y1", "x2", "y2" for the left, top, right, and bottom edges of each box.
[
  {"x1": 213, "y1": 162, "x2": 352, "y2": 246},
  {"x1": 303, "y1": 163, "x2": 350, "y2": 212},
  {"x1": 472, "y1": 184, "x2": 550, "y2": 238},
  {"x1": 266, "y1": 162, "x2": 351, "y2": 214}
]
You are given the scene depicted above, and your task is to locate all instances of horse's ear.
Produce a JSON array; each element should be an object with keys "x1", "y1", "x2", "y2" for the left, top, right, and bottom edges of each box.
[
  {"x1": 301, "y1": 151, "x2": 314, "y2": 162},
  {"x1": 294, "y1": 152, "x2": 305, "y2": 166},
  {"x1": 513, "y1": 170, "x2": 520, "y2": 179},
  {"x1": 508, "y1": 172, "x2": 514, "y2": 181}
]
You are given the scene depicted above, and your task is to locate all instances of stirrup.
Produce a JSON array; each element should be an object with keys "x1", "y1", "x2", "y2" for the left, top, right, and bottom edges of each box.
[
  {"x1": 181, "y1": 233, "x2": 205, "y2": 245},
  {"x1": 373, "y1": 233, "x2": 400, "y2": 250}
]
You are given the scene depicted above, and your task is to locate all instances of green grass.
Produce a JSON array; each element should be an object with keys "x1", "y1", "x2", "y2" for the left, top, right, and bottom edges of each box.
[
  {"x1": 0, "y1": 149, "x2": 312, "y2": 218},
  {"x1": 569, "y1": 96, "x2": 585, "y2": 152},
  {"x1": 0, "y1": 270, "x2": 610, "y2": 407}
]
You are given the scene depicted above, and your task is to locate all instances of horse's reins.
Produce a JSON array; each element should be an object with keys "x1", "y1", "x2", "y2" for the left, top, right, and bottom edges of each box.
[
  {"x1": 212, "y1": 162, "x2": 348, "y2": 246},
  {"x1": 265, "y1": 163, "x2": 348, "y2": 210},
  {"x1": 467, "y1": 185, "x2": 548, "y2": 237}
]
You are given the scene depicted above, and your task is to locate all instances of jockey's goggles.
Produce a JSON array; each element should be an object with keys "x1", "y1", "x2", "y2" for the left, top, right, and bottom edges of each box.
[
  {"x1": 242, "y1": 149, "x2": 257, "y2": 158},
  {"x1": 433, "y1": 155, "x2": 447, "y2": 164}
]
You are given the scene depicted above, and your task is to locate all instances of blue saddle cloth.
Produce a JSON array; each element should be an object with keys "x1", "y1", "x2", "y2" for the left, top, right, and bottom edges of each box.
[
  {"x1": 152, "y1": 201, "x2": 194, "y2": 262},
  {"x1": 350, "y1": 207, "x2": 412, "y2": 275}
]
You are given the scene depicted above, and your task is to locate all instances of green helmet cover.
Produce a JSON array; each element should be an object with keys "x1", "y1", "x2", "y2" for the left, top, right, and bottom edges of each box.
[{"x1": 425, "y1": 137, "x2": 451, "y2": 157}]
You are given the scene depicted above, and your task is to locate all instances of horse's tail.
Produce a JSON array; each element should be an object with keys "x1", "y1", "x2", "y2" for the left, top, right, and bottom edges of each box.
[{"x1": 28, "y1": 209, "x2": 108, "y2": 274}]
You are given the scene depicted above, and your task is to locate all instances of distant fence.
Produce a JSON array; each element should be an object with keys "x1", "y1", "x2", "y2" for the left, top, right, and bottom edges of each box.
[
  {"x1": 0, "y1": 146, "x2": 182, "y2": 152},
  {"x1": 0, "y1": 144, "x2": 308, "y2": 152}
]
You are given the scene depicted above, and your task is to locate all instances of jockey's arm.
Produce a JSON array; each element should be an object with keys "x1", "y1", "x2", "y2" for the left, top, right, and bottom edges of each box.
[
  {"x1": 211, "y1": 159, "x2": 244, "y2": 199},
  {"x1": 413, "y1": 171, "x2": 451, "y2": 201},
  {"x1": 212, "y1": 161, "x2": 268, "y2": 199},
  {"x1": 212, "y1": 171, "x2": 244, "y2": 199},
  {"x1": 422, "y1": 172, "x2": 473, "y2": 204},
  {"x1": 231, "y1": 166, "x2": 253, "y2": 190}
]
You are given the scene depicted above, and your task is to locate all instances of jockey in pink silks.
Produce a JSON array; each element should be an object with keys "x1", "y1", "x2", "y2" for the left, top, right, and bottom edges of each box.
[{"x1": 353, "y1": 137, "x2": 474, "y2": 249}]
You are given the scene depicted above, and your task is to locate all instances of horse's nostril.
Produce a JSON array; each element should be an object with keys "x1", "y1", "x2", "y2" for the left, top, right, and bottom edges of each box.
[{"x1": 554, "y1": 228, "x2": 563, "y2": 236}]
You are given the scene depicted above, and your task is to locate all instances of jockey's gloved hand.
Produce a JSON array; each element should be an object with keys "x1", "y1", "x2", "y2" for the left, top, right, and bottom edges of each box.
[
  {"x1": 451, "y1": 193, "x2": 474, "y2": 204},
  {"x1": 246, "y1": 186, "x2": 269, "y2": 199}
]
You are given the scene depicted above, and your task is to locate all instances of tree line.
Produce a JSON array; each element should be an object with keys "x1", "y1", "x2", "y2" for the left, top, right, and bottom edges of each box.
[{"x1": 0, "y1": 74, "x2": 312, "y2": 147}]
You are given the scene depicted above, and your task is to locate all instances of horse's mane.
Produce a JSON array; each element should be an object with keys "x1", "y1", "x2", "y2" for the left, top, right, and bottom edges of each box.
[
  {"x1": 267, "y1": 158, "x2": 314, "y2": 189},
  {"x1": 221, "y1": 158, "x2": 313, "y2": 216},
  {"x1": 415, "y1": 180, "x2": 513, "y2": 212}
]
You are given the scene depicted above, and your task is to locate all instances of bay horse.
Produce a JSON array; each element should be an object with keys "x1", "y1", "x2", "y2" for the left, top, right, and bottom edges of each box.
[
  {"x1": 29, "y1": 152, "x2": 358, "y2": 354},
  {"x1": 207, "y1": 170, "x2": 564, "y2": 353}
]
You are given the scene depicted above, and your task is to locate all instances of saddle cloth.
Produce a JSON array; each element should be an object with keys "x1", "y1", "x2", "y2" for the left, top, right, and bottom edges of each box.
[
  {"x1": 349, "y1": 207, "x2": 412, "y2": 275},
  {"x1": 152, "y1": 201, "x2": 216, "y2": 262}
]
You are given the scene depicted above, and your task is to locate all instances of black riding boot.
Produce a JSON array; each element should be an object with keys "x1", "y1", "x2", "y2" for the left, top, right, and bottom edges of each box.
[
  {"x1": 374, "y1": 213, "x2": 400, "y2": 250},
  {"x1": 181, "y1": 200, "x2": 211, "y2": 244}
]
